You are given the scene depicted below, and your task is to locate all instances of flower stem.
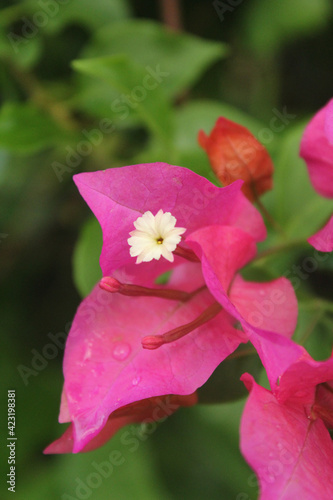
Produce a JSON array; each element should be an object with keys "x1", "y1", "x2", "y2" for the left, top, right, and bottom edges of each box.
[
  {"x1": 174, "y1": 245, "x2": 200, "y2": 262},
  {"x1": 159, "y1": 0, "x2": 183, "y2": 31},
  {"x1": 303, "y1": 299, "x2": 333, "y2": 314},
  {"x1": 5, "y1": 60, "x2": 79, "y2": 132},
  {"x1": 226, "y1": 347, "x2": 257, "y2": 360},
  {"x1": 254, "y1": 195, "x2": 285, "y2": 236}
]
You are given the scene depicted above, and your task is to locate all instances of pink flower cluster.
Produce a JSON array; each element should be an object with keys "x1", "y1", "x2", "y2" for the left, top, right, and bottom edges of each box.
[{"x1": 45, "y1": 99, "x2": 333, "y2": 499}]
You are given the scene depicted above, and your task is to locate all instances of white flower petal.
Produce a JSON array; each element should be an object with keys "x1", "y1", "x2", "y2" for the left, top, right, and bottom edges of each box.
[
  {"x1": 128, "y1": 209, "x2": 187, "y2": 264},
  {"x1": 160, "y1": 246, "x2": 174, "y2": 262},
  {"x1": 163, "y1": 239, "x2": 180, "y2": 251}
]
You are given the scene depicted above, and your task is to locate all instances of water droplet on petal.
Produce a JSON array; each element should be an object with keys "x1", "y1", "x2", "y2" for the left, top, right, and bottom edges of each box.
[
  {"x1": 259, "y1": 289, "x2": 265, "y2": 296},
  {"x1": 112, "y1": 342, "x2": 131, "y2": 361},
  {"x1": 132, "y1": 376, "x2": 141, "y2": 386},
  {"x1": 83, "y1": 347, "x2": 92, "y2": 361}
]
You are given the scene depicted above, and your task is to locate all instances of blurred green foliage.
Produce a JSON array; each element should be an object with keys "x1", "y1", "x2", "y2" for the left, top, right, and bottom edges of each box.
[{"x1": 1, "y1": 0, "x2": 333, "y2": 498}]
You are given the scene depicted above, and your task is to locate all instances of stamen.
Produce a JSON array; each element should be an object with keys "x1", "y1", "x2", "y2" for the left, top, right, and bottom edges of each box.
[
  {"x1": 99, "y1": 276, "x2": 202, "y2": 302},
  {"x1": 142, "y1": 302, "x2": 222, "y2": 349},
  {"x1": 173, "y1": 245, "x2": 200, "y2": 263}
]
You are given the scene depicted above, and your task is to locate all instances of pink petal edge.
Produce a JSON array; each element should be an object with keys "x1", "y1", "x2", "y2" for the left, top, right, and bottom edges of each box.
[
  {"x1": 300, "y1": 99, "x2": 333, "y2": 198},
  {"x1": 308, "y1": 215, "x2": 333, "y2": 252},
  {"x1": 240, "y1": 374, "x2": 333, "y2": 500}
]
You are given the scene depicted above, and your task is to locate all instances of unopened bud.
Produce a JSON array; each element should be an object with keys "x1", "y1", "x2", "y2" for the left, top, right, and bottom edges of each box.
[{"x1": 99, "y1": 276, "x2": 122, "y2": 293}]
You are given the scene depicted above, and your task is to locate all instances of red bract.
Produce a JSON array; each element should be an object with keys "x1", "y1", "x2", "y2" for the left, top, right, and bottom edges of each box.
[
  {"x1": 198, "y1": 117, "x2": 274, "y2": 200},
  {"x1": 241, "y1": 348, "x2": 333, "y2": 500},
  {"x1": 45, "y1": 163, "x2": 297, "y2": 453}
]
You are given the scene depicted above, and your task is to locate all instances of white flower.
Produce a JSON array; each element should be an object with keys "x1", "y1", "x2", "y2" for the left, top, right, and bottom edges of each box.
[{"x1": 128, "y1": 210, "x2": 186, "y2": 264}]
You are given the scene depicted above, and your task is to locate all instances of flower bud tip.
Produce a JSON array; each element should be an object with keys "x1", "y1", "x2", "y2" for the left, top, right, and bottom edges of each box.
[
  {"x1": 99, "y1": 276, "x2": 122, "y2": 293},
  {"x1": 141, "y1": 335, "x2": 164, "y2": 350}
]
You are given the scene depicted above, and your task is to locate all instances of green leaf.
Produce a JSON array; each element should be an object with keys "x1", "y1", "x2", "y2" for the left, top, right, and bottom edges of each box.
[
  {"x1": 22, "y1": 427, "x2": 171, "y2": 500},
  {"x1": 242, "y1": 0, "x2": 332, "y2": 56},
  {"x1": 73, "y1": 55, "x2": 174, "y2": 148},
  {"x1": 0, "y1": 102, "x2": 71, "y2": 153},
  {"x1": 73, "y1": 216, "x2": 102, "y2": 297},
  {"x1": 176, "y1": 99, "x2": 270, "y2": 143},
  {"x1": 23, "y1": 0, "x2": 130, "y2": 33},
  {"x1": 0, "y1": 5, "x2": 23, "y2": 27},
  {"x1": 80, "y1": 19, "x2": 227, "y2": 99},
  {"x1": 269, "y1": 121, "x2": 332, "y2": 238},
  {"x1": 0, "y1": 27, "x2": 42, "y2": 69},
  {"x1": 197, "y1": 344, "x2": 262, "y2": 404},
  {"x1": 152, "y1": 402, "x2": 255, "y2": 499},
  {"x1": 71, "y1": 20, "x2": 227, "y2": 124},
  {"x1": 293, "y1": 302, "x2": 333, "y2": 360}
]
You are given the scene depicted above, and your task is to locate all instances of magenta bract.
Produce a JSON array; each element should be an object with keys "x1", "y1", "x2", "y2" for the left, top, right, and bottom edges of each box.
[
  {"x1": 47, "y1": 163, "x2": 298, "y2": 453},
  {"x1": 308, "y1": 215, "x2": 333, "y2": 252},
  {"x1": 300, "y1": 99, "x2": 333, "y2": 251},
  {"x1": 241, "y1": 353, "x2": 333, "y2": 500},
  {"x1": 300, "y1": 98, "x2": 333, "y2": 198}
]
